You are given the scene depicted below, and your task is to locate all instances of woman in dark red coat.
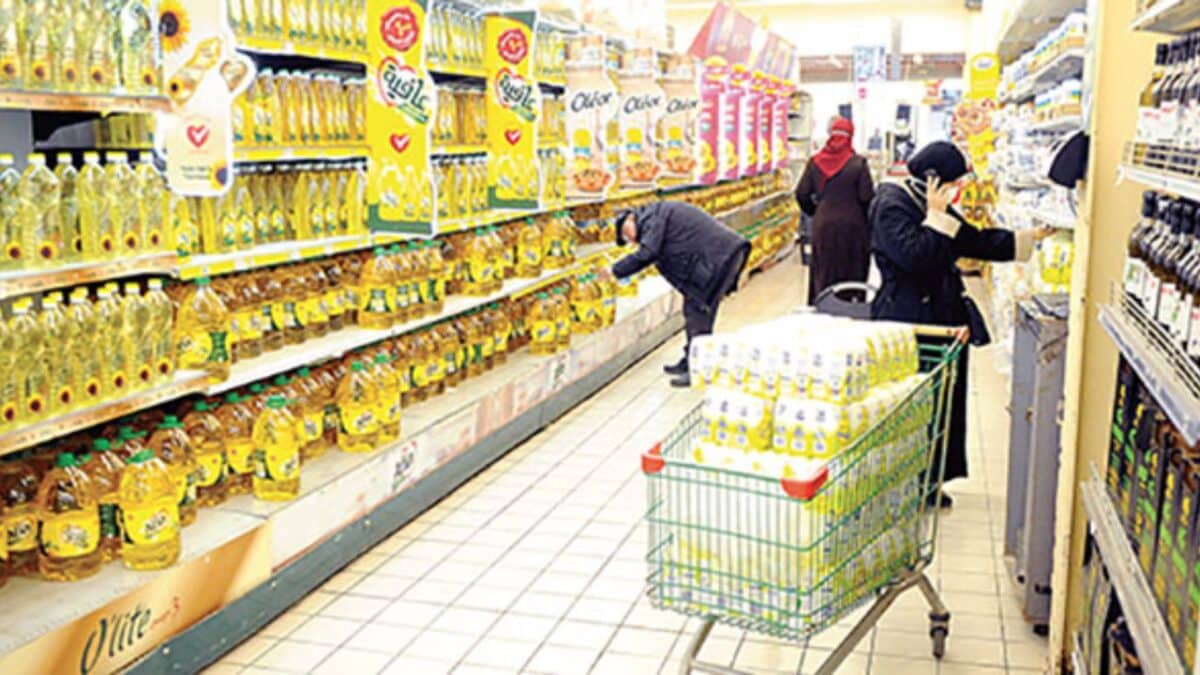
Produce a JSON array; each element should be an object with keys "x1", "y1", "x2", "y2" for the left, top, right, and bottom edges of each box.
[{"x1": 794, "y1": 117, "x2": 875, "y2": 304}]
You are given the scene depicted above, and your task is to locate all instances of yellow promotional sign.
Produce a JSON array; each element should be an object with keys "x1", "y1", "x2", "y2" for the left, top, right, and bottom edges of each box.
[
  {"x1": 967, "y1": 52, "x2": 1001, "y2": 101},
  {"x1": 485, "y1": 11, "x2": 541, "y2": 210},
  {"x1": 0, "y1": 524, "x2": 271, "y2": 675},
  {"x1": 367, "y1": 0, "x2": 436, "y2": 234},
  {"x1": 158, "y1": 1, "x2": 255, "y2": 196}
]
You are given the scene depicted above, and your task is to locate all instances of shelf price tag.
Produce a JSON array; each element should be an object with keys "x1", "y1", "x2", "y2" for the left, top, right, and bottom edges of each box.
[
  {"x1": 368, "y1": 0, "x2": 436, "y2": 235},
  {"x1": 485, "y1": 11, "x2": 541, "y2": 210}
]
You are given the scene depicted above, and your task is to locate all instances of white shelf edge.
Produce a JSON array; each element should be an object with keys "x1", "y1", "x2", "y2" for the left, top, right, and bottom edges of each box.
[
  {"x1": 1080, "y1": 477, "x2": 1185, "y2": 675},
  {"x1": 1123, "y1": 164, "x2": 1200, "y2": 202}
]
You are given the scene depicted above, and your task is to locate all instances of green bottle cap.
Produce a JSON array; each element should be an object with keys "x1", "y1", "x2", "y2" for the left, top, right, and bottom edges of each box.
[
  {"x1": 126, "y1": 450, "x2": 154, "y2": 465},
  {"x1": 267, "y1": 394, "x2": 287, "y2": 408},
  {"x1": 351, "y1": 361, "x2": 366, "y2": 372},
  {"x1": 196, "y1": 277, "x2": 211, "y2": 285},
  {"x1": 273, "y1": 375, "x2": 290, "y2": 387},
  {"x1": 374, "y1": 353, "x2": 390, "y2": 364},
  {"x1": 297, "y1": 367, "x2": 312, "y2": 377},
  {"x1": 93, "y1": 438, "x2": 111, "y2": 452},
  {"x1": 78, "y1": 453, "x2": 93, "y2": 465},
  {"x1": 117, "y1": 426, "x2": 135, "y2": 440},
  {"x1": 56, "y1": 452, "x2": 78, "y2": 468},
  {"x1": 373, "y1": 247, "x2": 385, "y2": 256},
  {"x1": 159, "y1": 415, "x2": 182, "y2": 429},
  {"x1": 193, "y1": 401, "x2": 210, "y2": 412},
  {"x1": 225, "y1": 392, "x2": 241, "y2": 403},
  {"x1": 250, "y1": 383, "x2": 265, "y2": 394}
]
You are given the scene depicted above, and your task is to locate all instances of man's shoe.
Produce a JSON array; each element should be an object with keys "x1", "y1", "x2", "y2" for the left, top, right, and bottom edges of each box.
[
  {"x1": 669, "y1": 373, "x2": 691, "y2": 388},
  {"x1": 663, "y1": 359, "x2": 688, "y2": 375}
]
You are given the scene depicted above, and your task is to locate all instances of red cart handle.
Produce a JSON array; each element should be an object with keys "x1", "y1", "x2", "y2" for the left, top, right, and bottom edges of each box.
[{"x1": 642, "y1": 442, "x2": 665, "y2": 474}]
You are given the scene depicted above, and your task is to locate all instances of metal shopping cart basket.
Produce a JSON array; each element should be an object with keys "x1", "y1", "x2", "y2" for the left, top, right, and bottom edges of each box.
[{"x1": 641, "y1": 329, "x2": 965, "y2": 675}]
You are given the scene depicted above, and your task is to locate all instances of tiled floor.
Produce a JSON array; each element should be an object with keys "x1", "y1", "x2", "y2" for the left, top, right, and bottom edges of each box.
[{"x1": 207, "y1": 259, "x2": 1049, "y2": 674}]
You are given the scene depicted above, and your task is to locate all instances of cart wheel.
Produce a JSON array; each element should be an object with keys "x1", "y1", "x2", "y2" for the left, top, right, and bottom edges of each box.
[{"x1": 930, "y1": 626, "x2": 948, "y2": 659}]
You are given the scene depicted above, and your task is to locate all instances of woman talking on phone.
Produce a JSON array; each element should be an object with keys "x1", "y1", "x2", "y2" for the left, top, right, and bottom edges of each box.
[{"x1": 869, "y1": 141, "x2": 1051, "y2": 507}]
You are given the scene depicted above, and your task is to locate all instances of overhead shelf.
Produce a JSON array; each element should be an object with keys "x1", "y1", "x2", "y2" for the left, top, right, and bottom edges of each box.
[
  {"x1": 1098, "y1": 297, "x2": 1200, "y2": 446},
  {"x1": 237, "y1": 38, "x2": 368, "y2": 65},
  {"x1": 997, "y1": 0, "x2": 1087, "y2": 63},
  {"x1": 0, "y1": 253, "x2": 177, "y2": 301},
  {"x1": 175, "y1": 235, "x2": 373, "y2": 280},
  {"x1": 0, "y1": 371, "x2": 209, "y2": 459},
  {"x1": 0, "y1": 90, "x2": 171, "y2": 114},
  {"x1": 1131, "y1": 0, "x2": 1200, "y2": 35},
  {"x1": 1080, "y1": 477, "x2": 1186, "y2": 675},
  {"x1": 1122, "y1": 163, "x2": 1200, "y2": 202},
  {"x1": 233, "y1": 145, "x2": 368, "y2": 163},
  {"x1": 1030, "y1": 115, "x2": 1084, "y2": 134},
  {"x1": 1001, "y1": 49, "x2": 1086, "y2": 103},
  {"x1": 431, "y1": 144, "x2": 487, "y2": 156}
]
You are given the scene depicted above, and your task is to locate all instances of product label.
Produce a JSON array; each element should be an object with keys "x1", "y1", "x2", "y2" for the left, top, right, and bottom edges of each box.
[
  {"x1": 227, "y1": 439, "x2": 255, "y2": 474},
  {"x1": 306, "y1": 296, "x2": 328, "y2": 326},
  {"x1": 340, "y1": 402, "x2": 379, "y2": 435},
  {"x1": 6, "y1": 513, "x2": 36, "y2": 552},
  {"x1": 121, "y1": 497, "x2": 180, "y2": 546},
  {"x1": 1189, "y1": 306, "x2": 1200, "y2": 359},
  {"x1": 175, "y1": 467, "x2": 198, "y2": 509},
  {"x1": 255, "y1": 442, "x2": 300, "y2": 481},
  {"x1": 444, "y1": 351, "x2": 458, "y2": 375},
  {"x1": 39, "y1": 510, "x2": 100, "y2": 559},
  {"x1": 98, "y1": 502, "x2": 119, "y2": 539},
  {"x1": 395, "y1": 282, "x2": 410, "y2": 309},
  {"x1": 1160, "y1": 101, "x2": 1181, "y2": 145},
  {"x1": 364, "y1": 287, "x2": 394, "y2": 315},
  {"x1": 208, "y1": 331, "x2": 229, "y2": 364},
  {"x1": 325, "y1": 290, "x2": 344, "y2": 317},
  {"x1": 195, "y1": 451, "x2": 225, "y2": 488},
  {"x1": 303, "y1": 411, "x2": 323, "y2": 442},
  {"x1": 532, "y1": 320, "x2": 555, "y2": 345},
  {"x1": 1124, "y1": 258, "x2": 1143, "y2": 299}
]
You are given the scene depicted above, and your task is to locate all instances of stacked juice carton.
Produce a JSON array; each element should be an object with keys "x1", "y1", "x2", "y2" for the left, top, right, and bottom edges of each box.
[{"x1": 667, "y1": 313, "x2": 934, "y2": 627}]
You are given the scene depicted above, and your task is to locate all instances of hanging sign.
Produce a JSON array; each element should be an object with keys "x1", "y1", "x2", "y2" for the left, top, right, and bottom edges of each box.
[
  {"x1": 565, "y1": 34, "x2": 618, "y2": 199},
  {"x1": 367, "y1": 0, "x2": 436, "y2": 234},
  {"x1": 773, "y1": 78, "x2": 794, "y2": 171},
  {"x1": 658, "y1": 54, "x2": 700, "y2": 184},
  {"x1": 853, "y1": 45, "x2": 886, "y2": 100},
  {"x1": 967, "y1": 52, "x2": 1001, "y2": 101},
  {"x1": 697, "y1": 58, "x2": 725, "y2": 185},
  {"x1": 616, "y1": 48, "x2": 666, "y2": 190},
  {"x1": 754, "y1": 70, "x2": 772, "y2": 175},
  {"x1": 158, "y1": 1, "x2": 255, "y2": 196},
  {"x1": 486, "y1": 11, "x2": 541, "y2": 209},
  {"x1": 721, "y1": 65, "x2": 745, "y2": 181}
]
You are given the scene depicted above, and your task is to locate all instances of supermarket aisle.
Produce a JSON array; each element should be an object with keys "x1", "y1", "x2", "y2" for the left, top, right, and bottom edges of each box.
[{"x1": 210, "y1": 260, "x2": 1048, "y2": 675}]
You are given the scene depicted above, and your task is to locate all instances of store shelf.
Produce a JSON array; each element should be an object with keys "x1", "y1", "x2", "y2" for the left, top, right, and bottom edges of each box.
[
  {"x1": 233, "y1": 145, "x2": 368, "y2": 163},
  {"x1": 0, "y1": 253, "x2": 177, "y2": 300},
  {"x1": 1030, "y1": 115, "x2": 1084, "y2": 134},
  {"x1": 1097, "y1": 296, "x2": 1200, "y2": 446},
  {"x1": 432, "y1": 144, "x2": 487, "y2": 157},
  {"x1": 0, "y1": 371, "x2": 209, "y2": 459},
  {"x1": 175, "y1": 236, "x2": 372, "y2": 280},
  {"x1": 207, "y1": 243, "x2": 616, "y2": 395},
  {"x1": 429, "y1": 65, "x2": 486, "y2": 79},
  {"x1": 997, "y1": 0, "x2": 1087, "y2": 63},
  {"x1": 237, "y1": 37, "x2": 368, "y2": 65},
  {"x1": 1132, "y1": 0, "x2": 1200, "y2": 35},
  {"x1": 1080, "y1": 476, "x2": 1185, "y2": 675},
  {"x1": 538, "y1": 77, "x2": 568, "y2": 88},
  {"x1": 1122, "y1": 163, "x2": 1200, "y2": 202},
  {"x1": 0, "y1": 90, "x2": 171, "y2": 114}
]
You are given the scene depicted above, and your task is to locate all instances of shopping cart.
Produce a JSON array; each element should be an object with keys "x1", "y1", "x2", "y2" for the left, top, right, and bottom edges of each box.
[{"x1": 641, "y1": 329, "x2": 965, "y2": 675}]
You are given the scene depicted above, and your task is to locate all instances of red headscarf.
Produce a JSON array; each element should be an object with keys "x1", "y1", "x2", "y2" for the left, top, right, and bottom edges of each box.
[{"x1": 812, "y1": 117, "x2": 855, "y2": 181}]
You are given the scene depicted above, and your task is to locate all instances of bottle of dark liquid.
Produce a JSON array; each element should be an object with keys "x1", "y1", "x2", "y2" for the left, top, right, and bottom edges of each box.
[
  {"x1": 1176, "y1": 202, "x2": 1200, "y2": 349},
  {"x1": 1145, "y1": 197, "x2": 1178, "y2": 319},
  {"x1": 1161, "y1": 200, "x2": 1195, "y2": 340},
  {"x1": 1152, "y1": 41, "x2": 1184, "y2": 168},
  {"x1": 1180, "y1": 35, "x2": 1200, "y2": 168},
  {"x1": 1137, "y1": 44, "x2": 1170, "y2": 165},
  {"x1": 1127, "y1": 191, "x2": 1160, "y2": 304}
]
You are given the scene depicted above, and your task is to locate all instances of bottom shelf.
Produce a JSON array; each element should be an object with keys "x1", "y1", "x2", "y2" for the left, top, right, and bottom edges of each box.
[
  {"x1": 1079, "y1": 476, "x2": 1185, "y2": 675},
  {"x1": 0, "y1": 277, "x2": 685, "y2": 673}
]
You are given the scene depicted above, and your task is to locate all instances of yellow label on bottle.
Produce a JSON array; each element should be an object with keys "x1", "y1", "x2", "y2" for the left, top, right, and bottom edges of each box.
[
  {"x1": 305, "y1": 297, "x2": 328, "y2": 325},
  {"x1": 303, "y1": 411, "x2": 323, "y2": 442},
  {"x1": 0, "y1": 519, "x2": 7, "y2": 560},
  {"x1": 325, "y1": 290, "x2": 344, "y2": 317},
  {"x1": 7, "y1": 513, "x2": 36, "y2": 552},
  {"x1": 178, "y1": 332, "x2": 213, "y2": 369},
  {"x1": 270, "y1": 302, "x2": 287, "y2": 331},
  {"x1": 481, "y1": 337, "x2": 494, "y2": 358},
  {"x1": 555, "y1": 318, "x2": 569, "y2": 339},
  {"x1": 258, "y1": 443, "x2": 300, "y2": 481},
  {"x1": 496, "y1": 332, "x2": 509, "y2": 353},
  {"x1": 195, "y1": 451, "x2": 225, "y2": 488},
  {"x1": 40, "y1": 510, "x2": 100, "y2": 559},
  {"x1": 122, "y1": 498, "x2": 180, "y2": 546},
  {"x1": 340, "y1": 402, "x2": 378, "y2": 435},
  {"x1": 532, "y1": 320, "x2": 555, "y2": 344},
  {"x1": 227, "y1": 439, "x2": 255, "y2": 474},
  {"x1": 237, "y1": 308, "x2": 263, "y2": 340}
]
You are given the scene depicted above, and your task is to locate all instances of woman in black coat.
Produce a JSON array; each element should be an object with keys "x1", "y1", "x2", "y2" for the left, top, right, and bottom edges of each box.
[
  {"x1": 869, "y1": 141, "x2": 1049, "y2": 506},
  {"x1": 795, "y1": 116, "x2": 875, "y2": 304},
  {"x1": 611, "y1": 201, "x2": 751, "y2": 387}
]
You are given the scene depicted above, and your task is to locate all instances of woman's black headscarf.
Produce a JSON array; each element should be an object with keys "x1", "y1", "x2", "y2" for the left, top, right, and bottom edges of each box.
[{"x1": 904, "y1": 141, "x2": 970, "y2": 205}]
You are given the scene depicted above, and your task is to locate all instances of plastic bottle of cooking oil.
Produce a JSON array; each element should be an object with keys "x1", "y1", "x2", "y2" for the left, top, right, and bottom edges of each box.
[
  {"x1": 36, "y1": 452, "x2": 102, "y2": 581},
  {"x1": 475, "y1": 310, "x2": 497, "y2": 371},
  {"x1": 0, "y1": 310, "x2": 15, "y2": 428},
  {"x1": 390, "y1": 244, "x2": 413, "y2": 323},
  {"x1": 183, "y1": 401, "x2": 228, "y2": 506},
  {"x1": 280, "y1": 264, "x2": 307, "y2": 345},
  {"x1": 489, "y1": 303, "x2": 512, "y2": 365},
  {"x1": 218, "y1": 392, "x2": 255, "y2": 495},
  {"x1": 256, "y1": 270, "x2": 283, "y2": 352},
  {"x1": 408, "y1": 332, "x2": 436, "y2": 402},
  {"x1": 595, "y1": 267, "x2": 618, "y2": 326},
  {"x1": 53, "y1": 153, "x2": 81, "y2": 262},
  {"x1": 63, "y1": 289, "x2": 101, "y2": 409},
  {"x1": 78, "y1": 153, "x2": 114, "y2": 260},
  {"x1": 529, "y1": 292, "x2": 556, "y2": 356},
  {"x1": 371, "y1": 352, "x2": 401, "y2": 443},
  {"x1": 85, "y1": 438, "x2": 124, "y2": 562},
  {"x1": 168, "y1": 194, "x2": 198, "y2": 257},
  {"x1": 570, "y1": 275, "x2": 599, "y2": 334},
  {"x1": 10, "y1": 298, "x2": 49, "y2": 421},
  {"x1": 147, "y1": 416, "x2": 199, "y2": 527},
  {"x1": 464, "y1": 228, "x2": 492, "y2": 296},
  {"x1": 117, "y1": 449, "x2": 180, "y2": 571},
  {"x1": 430, "y1": 323, "x2": 457, "y2": 390},
  {"x1": 144, "y1": 279, "x2": 175, "y2": 383},
  {"x1": 359, "y1": 248, "x2": 396, "y2": 329},
  {"x1": 424, "y1": 241, "x2": 447, "y2": 314},
  {"x1": 105, "y1": 153, "x2": 140, "y2": 255},
  {"x1": 337, "y1": 361, "x2": 379, "y2": 453},
  {"x1": 40, "y1": 292, "x2": 75, "y2": 414},
  {"x1": 293, "y1": 367, "x2": 327, "y2": 461},
  {"x1": 177, "y1": 277, "x2": 231, "y2": 382},
  {"x1": 117, "y1": 0, "x2": 158, "y2": 94},
  {"x1": 135, "y1": 153, "x2": 165, "y2": 252},
  {"x1": 0, "y1": 453, "x2": 41, "y2": 575},
  {"x1": 553, "y1": 287, "x2": 572, "y2": 351},
  {"x1": 0, "y1": 154, "x2": 20, "y2": 272},
  {"x1": 92, "y1": 283, "x2": 131, "y2": 396},
  {"x1": 115, "y1": 425, "x2": 147, "y2": 462},
  {"x1": 251, "y1": 394, "x2": 301, "y2": 500},
  {"x1": 542, "y1": 215, "x2": 569, "y2": 271},
  {"x1": 212, "y1": 277, "x2": 242, "y2": 364},
  {"x1": 516, "y1": 218, "x2": 542, "y2": 278},
  {"x1": 19, "y1": 153, "x2": 63, "y2": 268},
  {"x1": 406, "y1": 242, "x2": 429, "y2": 319},
  {"x1": 120, "y1": 281, "x2": 154, "y2": 388}
]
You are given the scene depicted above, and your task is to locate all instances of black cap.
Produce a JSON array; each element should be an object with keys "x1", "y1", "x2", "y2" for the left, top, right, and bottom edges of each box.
[{"x1": 614, "y1": 209, "x2": 635, "y2": 245}]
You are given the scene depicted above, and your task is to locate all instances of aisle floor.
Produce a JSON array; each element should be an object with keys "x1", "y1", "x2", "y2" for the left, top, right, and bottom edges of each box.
[{"x1": 208, "y1": 259, "x2": 1049, "y2": 675}]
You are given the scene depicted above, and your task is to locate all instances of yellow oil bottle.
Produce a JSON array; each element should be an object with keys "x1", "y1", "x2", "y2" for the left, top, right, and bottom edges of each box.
[
  {"x1": 322, "y1": 258, "x2": 346, "y2": 332},
  {"x1": 117, "y1": 450, "x2": 181, "y2": 571},
  {"x1": 212, "y1": 278, "x2": 242, "y2": 365},
  {"x1": 358, "y1": 247, "x2": 396, "y2": 329},
  {"x1": 252, "y1": 394, "x2": 301, "y2": 500},
  {"x1": 145, "y1": 279, "x2": 176, "y2": 382},
  {"x1": 168, "y1": 193, "x2": 199, "y2": 257},
  {"x1": 183, "y1": 401, "x2": 228, "y2": 507},
  {"x1": 569, "y1": 275, "x2": 598, "y2": 334},
  {"x1": 305, "y1": 262, "x2": 331, "y2": 339},
  {"x1": 19, "y1": 153, "x2": 63, "y2": 268},
  {"x1": 0, "y1": 453, "x2": 42, "y2": 575},
  {"x1": 294, "y1": 367, "x2": 328, "y2": 461},
  {"x1": 0, "y1": 154, "x2": 20, "y2": 271},
  {"x1": 529, "y1": 292, "x2": 556, "y2": 356},
  {"x1": 0, "y1": 309, "x2": 14, "y2": 428},
  {"x1": 105, "y1": 153, "x2": 140, "y2": 255},
  {"x1": 372, "y1": 352, "x2": 401, "y2": 444},
  {"x1": 92, "y1": 284, "x2": 129, "y2": 397},
  {"x1": 404, "y1": 243, "x2": 425, "y2": 319},
  {"x1": 464, "y1": 228, "x2": 492, "y2": 296},
  {"x1": 218, "y1": 392, "x2": 255, "y2": 496},
  {"x1": 257, "y1": 270, "x2": 285, "y2": 352},
  {"x1": 121, "y1": 282, "x2": 154, "y2": 388},
  {"x1": 176, "y1": 277, "x2": 231, "y2": 382},
  {"x1": 147, "y1": 416, "x2": 199, "y2": 527},
  {"x1": 40, "y1": 292, "x2": 74, "y2": 414},
  {"x1": 54, "y1": 153, "x2": 81, "y2": 262},
  {"x1": 115, "y1": 425, "x2": 147, "y2": 463},
  {"x1": 337, "y1": 361, "x2": 379, "y2": 454},
  {"x1": 595, "y1": 267, "x2": 618, "y2": 326},
  {"x1": 10, "y1": 298, "x2": 50, "y2": 421},
  {"x1": 281, "y1": 264, "x2": 307, "y2": 345},
  {"x1": 489, "y1": 303, "x2": 511, "y2": 366},
  {"x1": 65, "y1": 289, "x2": 102, "y2": 409},
  {"x1": 36, "y1": 453, "x2": 102, "y2": 581},
  {"x1": 84, "y1": 438, "x2": 124, "y2": 562},
  {"x1": 423, "y1": 240, "x2": 447, "y2": 314},
  {"x1": 432, "y1": 323, "x2": 460, "y2": 390},
  {"x1": 516, "y1": 217, "x2": 542, "y2": 278},
  {"x1": 391, "y1": 244, "x2": 413, "y2": 323},
  {"x1": 406, "y1": 332, "x2": 434, "y2": 403},
  {"x1": 552, "y1": 287, "x2": 572, "y2": 351},
  {"x1": 136, "y1": 153, "x2": 166, "y2": 252}
]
